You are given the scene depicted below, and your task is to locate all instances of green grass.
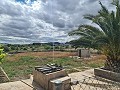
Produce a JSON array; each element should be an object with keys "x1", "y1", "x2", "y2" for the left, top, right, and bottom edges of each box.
[{"x1": 1, "y1": 55, "x2": 104, "y2": 81}]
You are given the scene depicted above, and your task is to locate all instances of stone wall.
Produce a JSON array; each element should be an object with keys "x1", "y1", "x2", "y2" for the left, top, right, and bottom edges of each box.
[{"x1": 94, "y1": 68, "x2": 120, "y2": 82}]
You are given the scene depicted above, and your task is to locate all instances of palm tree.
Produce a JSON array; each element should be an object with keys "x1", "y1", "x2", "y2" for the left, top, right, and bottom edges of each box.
[{"x1": 69, "y1": 0, "x2": 120, "y2": 72}]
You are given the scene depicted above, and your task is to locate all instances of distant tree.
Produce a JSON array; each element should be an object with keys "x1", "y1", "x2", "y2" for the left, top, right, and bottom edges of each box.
[
  {"x1": 3, "y1": 45, "x2": 10, "y2": 52},
  {"x1": 59, "y1": 46, "x2": 64, "y2": 51},
  {"x1": 32, "y1": 47, "x2": 35, "y2": 51},
  {"x1": 16, "y1": 46, "x2": 19, "y2": 52},
  {"x1": 55, "y1": 46, "x2": 59, "y2": 50},
  {"x1": 10, "y1": 45, "x2": 16, "y2": 50},
  {"x1": 44, "y1": 45, "x2": 51, "y2": 50},
  {"x1": 23, "y1": 47, "x2": 27, "y2": 51}
]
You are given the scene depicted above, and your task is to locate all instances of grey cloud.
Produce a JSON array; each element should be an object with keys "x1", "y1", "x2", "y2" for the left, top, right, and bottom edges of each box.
[
  {"x1": 55, "y1": 0, "x2": 80, "y2": 13},
  {"x1": 0, "y1": 1, "x2": 24, "y2": 17},
  {"x1": 3, "y1": 19, "x2": 31, "y2": 30},
  {"x1": 0, "y1": 0, "x2": 116, "y2": 43},
  {"x1": 53, "y1": 19, "x2": 65, "y2": 28}
]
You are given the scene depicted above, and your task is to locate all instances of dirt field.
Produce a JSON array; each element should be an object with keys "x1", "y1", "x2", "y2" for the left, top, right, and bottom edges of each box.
[{"x1": 7, "y1": 51, "x2": 77, "y2": 61}]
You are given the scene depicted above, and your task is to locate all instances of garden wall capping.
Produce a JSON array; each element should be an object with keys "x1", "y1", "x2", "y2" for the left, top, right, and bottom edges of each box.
[{"x1": 94, "y1": 68, "x2": 120, "y2": 82}]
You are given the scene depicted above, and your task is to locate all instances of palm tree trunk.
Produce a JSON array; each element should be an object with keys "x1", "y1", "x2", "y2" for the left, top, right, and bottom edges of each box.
[{"x1": 104, "y1": 58, "x2": 120, "y2": 73}]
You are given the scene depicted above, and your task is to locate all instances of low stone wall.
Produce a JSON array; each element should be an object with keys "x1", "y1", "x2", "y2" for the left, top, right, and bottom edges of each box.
[{"x1": 94, "y1": 68, "x2": 120, "y2": 82}]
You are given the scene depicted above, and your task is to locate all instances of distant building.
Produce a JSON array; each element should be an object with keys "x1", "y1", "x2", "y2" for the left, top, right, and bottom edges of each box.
[{"x1": 78, "y1": 48, "x2": 90, "y2": 58}]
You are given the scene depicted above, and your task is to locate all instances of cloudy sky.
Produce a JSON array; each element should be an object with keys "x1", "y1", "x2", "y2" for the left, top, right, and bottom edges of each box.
[{"x1": 0, "y1": 0, "x2": 115, "y2": 44}]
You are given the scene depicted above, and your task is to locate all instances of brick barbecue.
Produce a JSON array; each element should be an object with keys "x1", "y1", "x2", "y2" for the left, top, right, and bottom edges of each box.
[{"x1": 33, "y1": 64, "x2": 71, "y2": 90}]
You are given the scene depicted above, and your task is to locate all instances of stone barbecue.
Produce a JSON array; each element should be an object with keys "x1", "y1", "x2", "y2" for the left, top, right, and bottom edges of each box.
[{"x1": 33, "y1": 64, "x2": 71, "y2": 90}]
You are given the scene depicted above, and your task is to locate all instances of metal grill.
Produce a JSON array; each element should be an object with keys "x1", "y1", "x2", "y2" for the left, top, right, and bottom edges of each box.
[
  {"x1": 35, "y1": 64, "x2": 63, "y2": 74},
  {"x1": 70, "y1": 75, "x2": 120, "y2": 90}
]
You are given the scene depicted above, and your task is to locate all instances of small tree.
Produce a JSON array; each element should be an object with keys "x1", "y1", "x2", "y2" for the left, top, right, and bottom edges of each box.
[
  {"x1": 0, "y1": 49, "x2": 6, "y2": 64},
  {"x1": 44, "y1": 45, "x2": 51, "y2": 50},
  {"x1": 0, "y1": 46, "x2": 8, "y2": 83}
]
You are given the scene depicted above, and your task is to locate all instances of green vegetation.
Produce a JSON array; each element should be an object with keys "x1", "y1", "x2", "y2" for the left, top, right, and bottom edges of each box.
[
  {"x1": 2, "y1": 42, "x2": 72, "y2": 53},
  {"x1": 0, "y1": 46, "x2": 6, "y2": 64},
  {"x1": 69, "y1": 0, "x2": 120, "y2": 72},
  {"x1": 1, "y1": 55, "x2": 104, "y2": 81}
]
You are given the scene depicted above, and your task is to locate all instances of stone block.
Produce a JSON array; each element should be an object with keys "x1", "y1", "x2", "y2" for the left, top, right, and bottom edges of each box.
[
  {"x1": 94, "y1": 68, "x2": 120, "y2": 82},
  {"x1": 33, "y1": 69, "x2": 68, "y2": 90},
  {"x1": 49, "y1": 76, "x2": 71, "y2": 90}
]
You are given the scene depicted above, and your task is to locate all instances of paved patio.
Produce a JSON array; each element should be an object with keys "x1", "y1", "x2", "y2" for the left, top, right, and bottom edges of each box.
[{"x1": 0, "y1": 69, "x2": 120, "y2": 90}]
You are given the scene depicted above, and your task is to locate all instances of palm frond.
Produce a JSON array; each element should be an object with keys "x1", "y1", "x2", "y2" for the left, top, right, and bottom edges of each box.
[
  {"x1": 99, "y1": 1, "x2": 109, "y2": 16},
  {"x1": 84, "y1": 14, "x2": 96, "y2": 21},
  {"x1": 111, "y1": 0, "x2": 119, "y2": 6}
]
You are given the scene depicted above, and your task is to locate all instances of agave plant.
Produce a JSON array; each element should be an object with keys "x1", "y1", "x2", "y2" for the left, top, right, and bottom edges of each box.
[{"x1": 69, "y1": 0, "x2": 120, "y2": 72}]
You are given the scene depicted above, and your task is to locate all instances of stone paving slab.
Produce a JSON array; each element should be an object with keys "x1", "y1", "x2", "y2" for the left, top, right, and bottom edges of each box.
[
  {"x1": 69, "y1": 69, "x2": 120, "y2": 90},
  {"x1": 69, "y1": 69, "x2": 94, "y2": 81},
  {"x1": 0, "y1": 81, "x2": 33, "y2": 90}
]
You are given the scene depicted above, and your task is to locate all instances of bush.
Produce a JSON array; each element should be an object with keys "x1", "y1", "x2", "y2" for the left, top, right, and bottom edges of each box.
[{"x1": 0, "y1": 49, "x2": 6, "y2": 64}]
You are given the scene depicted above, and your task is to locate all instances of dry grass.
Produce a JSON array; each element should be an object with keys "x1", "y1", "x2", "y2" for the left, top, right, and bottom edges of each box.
[
  {"x1": 7, "y1": 51, "x2": 77, "y2": 61},
  {"x1": 82, "y1": 55, "x2": 106, "y2": 68},
  {"x1": 1, "y1": 51, "x2": 106, "y2": 81}
]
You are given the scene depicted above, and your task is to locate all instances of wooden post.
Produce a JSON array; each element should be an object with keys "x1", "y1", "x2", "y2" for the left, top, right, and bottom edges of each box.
[{"x1": 0, "y1": 67, "x2": 10, "y2": 83}]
